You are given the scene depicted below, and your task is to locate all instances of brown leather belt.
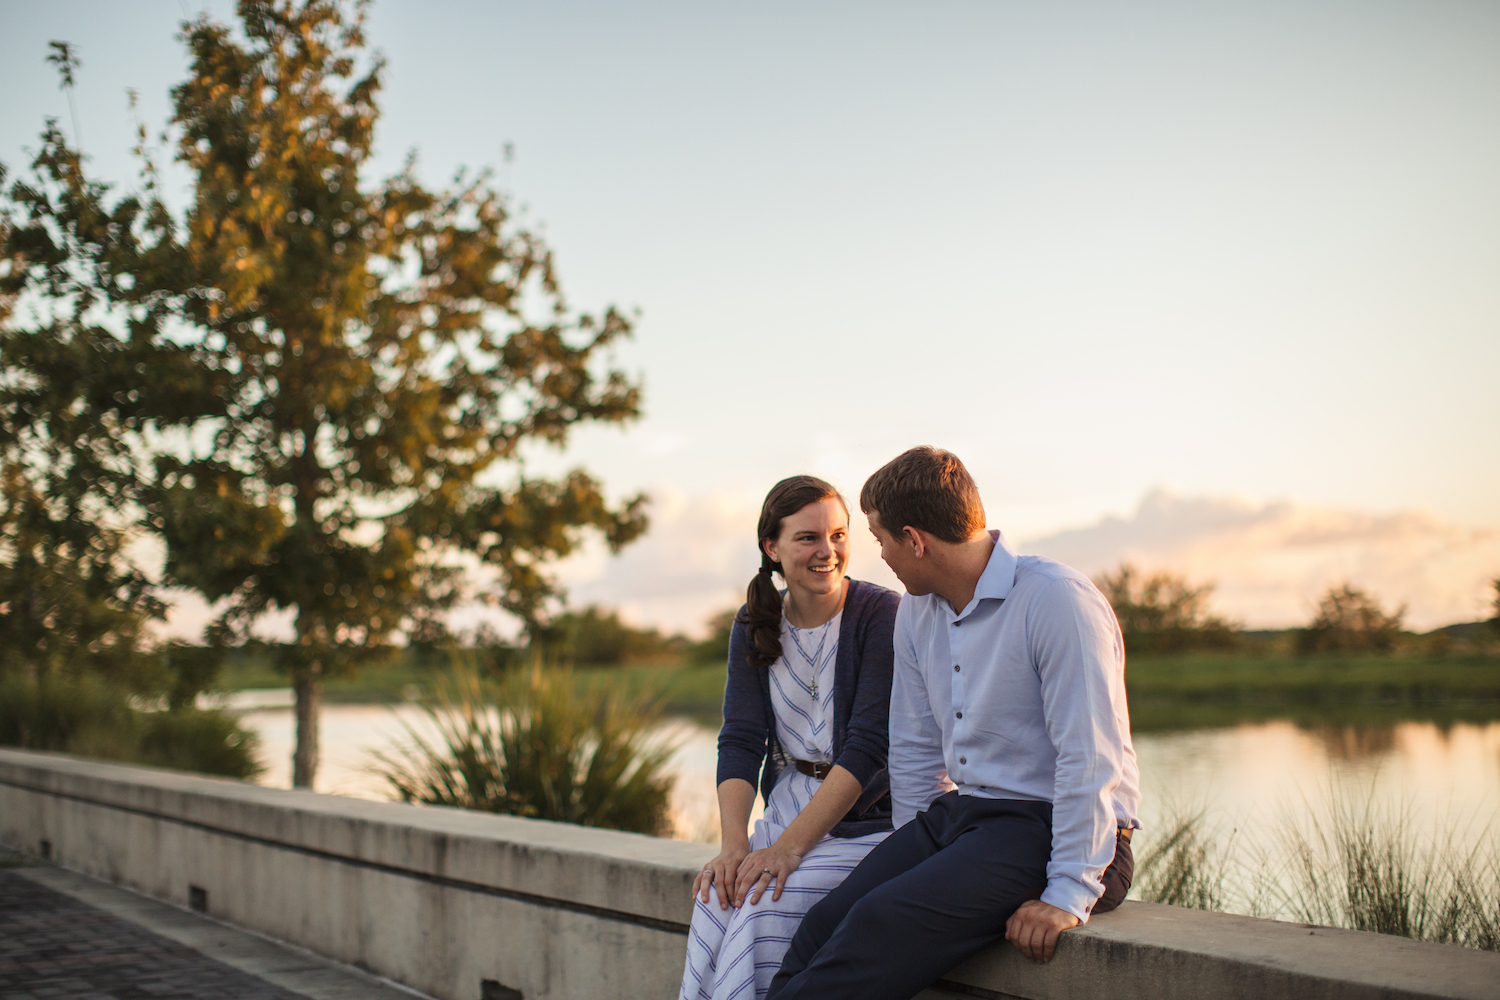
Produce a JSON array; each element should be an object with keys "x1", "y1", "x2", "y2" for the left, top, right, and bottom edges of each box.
[
  {"x1": 1118, "y1": 827, "x2": 1133, "y2": 842},
  {"x1": 793, "y1": 759, "x2": 833, "y2": 780}
]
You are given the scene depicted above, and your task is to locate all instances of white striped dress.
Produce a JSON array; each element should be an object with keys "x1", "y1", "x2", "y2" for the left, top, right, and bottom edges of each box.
[{"x1": 680, "y1": 610, "x2": 890, "y2": 1000}]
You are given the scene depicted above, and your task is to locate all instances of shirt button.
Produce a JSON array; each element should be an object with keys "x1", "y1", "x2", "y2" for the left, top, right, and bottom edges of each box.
[
  {"x1": 954, "y1": 664, "x2": 960, "y2": 672},
  {"x1": 955, "y1": 711, "x2": 963, "y2": 719},
  {"x1": 959, "y1": 756, "x2": 967, "y2": 765}
]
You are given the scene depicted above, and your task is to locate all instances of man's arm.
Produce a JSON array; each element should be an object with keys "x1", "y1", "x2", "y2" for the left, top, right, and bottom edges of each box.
[
  {"x1": 888, "y1": 597, "x2": 947, "y2": 828},
  {"x1": 1031, "y1": 576, "x2": 1132, "y2": 922}
]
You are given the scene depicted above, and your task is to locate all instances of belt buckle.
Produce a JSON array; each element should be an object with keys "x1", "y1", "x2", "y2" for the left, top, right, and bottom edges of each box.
[{"x1": 813, "y1": 761, "x2": 832, "y2": 780}]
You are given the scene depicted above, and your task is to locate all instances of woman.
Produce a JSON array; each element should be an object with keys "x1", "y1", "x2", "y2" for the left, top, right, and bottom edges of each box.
[{"x1": 679, "y1": 476, "x2": 899, "y2": 1000}]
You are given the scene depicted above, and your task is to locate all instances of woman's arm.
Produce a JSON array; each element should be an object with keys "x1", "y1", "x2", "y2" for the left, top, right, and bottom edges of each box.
[
  {"x1": 693, "y1": 777, "x2": 757, "y2": 909},
  {"x1": 716, "y1": 615, "x2": 772, "y2": 789},
  {"x1": 733, "y1": 764, "x2": 863, "y2": 906}
]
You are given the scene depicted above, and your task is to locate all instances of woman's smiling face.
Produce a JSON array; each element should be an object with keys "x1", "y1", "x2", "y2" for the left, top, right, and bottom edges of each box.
[{"x1": 764, "y1": 496, "x2": 850, "y2": 603}]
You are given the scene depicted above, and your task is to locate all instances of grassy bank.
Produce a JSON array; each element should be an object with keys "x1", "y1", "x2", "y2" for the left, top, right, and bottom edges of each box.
[
  {"x1": 1124, "y1": 651, "x2": 1500, "y2": 732},
  {"x1": 212, "y1": 647, "x2": 1500, "y2": 733}
]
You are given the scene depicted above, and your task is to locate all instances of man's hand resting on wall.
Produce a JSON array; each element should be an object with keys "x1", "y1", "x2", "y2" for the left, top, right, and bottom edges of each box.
[{"x1": 1004, "y1": 899, "x2": 1079, "y2": 963}]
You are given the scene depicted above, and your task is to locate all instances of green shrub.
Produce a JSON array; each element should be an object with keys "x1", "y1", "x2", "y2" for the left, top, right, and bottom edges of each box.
[
  {"x1": 1095, "y1": 564, "x2": 1239, "y2": 654},
  {"x1": 373, "y1": 663, "x2": 678, "y2": 835},
  {"x1": 684, "y1": 608, "x2": 736, "y2": 666},
  {"x1": 1297, "y1": 583, "x2": 1406, "y2": 654},
  {"x1": 0, "y1": 673, "x2": 263, "y2": 779}
]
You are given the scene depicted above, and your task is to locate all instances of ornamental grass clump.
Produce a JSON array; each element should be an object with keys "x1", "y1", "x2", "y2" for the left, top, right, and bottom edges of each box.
[
  {"x1": 373, "y1": 663, "x2": 678, "y2": 836},
  {"x1": 1133, "y1": 807, "x2": 1233, "y2": 911},
  {"x1": 1134, "y1": 792, "x2": 1500, "y2": 951}
]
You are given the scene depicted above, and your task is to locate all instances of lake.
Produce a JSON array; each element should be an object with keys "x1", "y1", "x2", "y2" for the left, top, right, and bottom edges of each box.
[{"x1": 231, "y1": 693, "x2": 1500, "y2": 871}]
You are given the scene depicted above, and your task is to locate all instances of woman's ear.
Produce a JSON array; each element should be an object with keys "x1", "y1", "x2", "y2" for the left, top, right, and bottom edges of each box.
[{"x1": 762, "y1": 536, "x2": 780, "y2": 564}]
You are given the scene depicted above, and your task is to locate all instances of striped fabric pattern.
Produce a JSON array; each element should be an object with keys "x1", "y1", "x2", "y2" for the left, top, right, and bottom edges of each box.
[{"x1": 680, "y1": 612, "x2": 888, "y2": 1000}]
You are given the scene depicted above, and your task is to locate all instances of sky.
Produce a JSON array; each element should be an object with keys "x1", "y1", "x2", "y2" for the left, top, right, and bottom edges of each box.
[{"x1": 3, "y1": 0, "x2": 1497, "y2": 634}]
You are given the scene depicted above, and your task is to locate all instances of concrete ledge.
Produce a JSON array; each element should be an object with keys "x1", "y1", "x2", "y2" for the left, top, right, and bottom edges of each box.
[
  {"x1": 922, "y1": 901, "x2": 1498, "y2": 1000},
  {"x1": 3, "y1": 748, "x2": 1497, "y2": 1000}
]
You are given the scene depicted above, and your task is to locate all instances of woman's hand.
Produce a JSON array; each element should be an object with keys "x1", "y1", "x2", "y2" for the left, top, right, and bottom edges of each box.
[
  {"x1": 694, "y1": 842, "x2": 750, "y2": 910},
  {"x1": 734, "y1": 840, "x2": 805, "y2": 906}
]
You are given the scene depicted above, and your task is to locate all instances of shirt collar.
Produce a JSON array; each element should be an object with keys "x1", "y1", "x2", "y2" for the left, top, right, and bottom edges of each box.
[{"x1": 954, "y1": 529, "x2": 1018, "y2": 620}]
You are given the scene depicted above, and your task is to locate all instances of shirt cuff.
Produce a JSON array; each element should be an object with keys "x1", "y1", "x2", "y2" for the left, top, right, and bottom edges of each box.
[{"x1": 1040, "y1": 876, "x2": 1099, "y2": 924}]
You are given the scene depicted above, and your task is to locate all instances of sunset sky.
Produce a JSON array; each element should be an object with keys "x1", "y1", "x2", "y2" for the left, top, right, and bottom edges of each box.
[{"x1": 4, "y1": 1, "x2": 1496, "y2": 634}]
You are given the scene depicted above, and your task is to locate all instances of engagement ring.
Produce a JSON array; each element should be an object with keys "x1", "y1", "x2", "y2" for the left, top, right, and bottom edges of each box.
[{"x1": 762, "y1": 868, "x2": 773, "y2": 875}]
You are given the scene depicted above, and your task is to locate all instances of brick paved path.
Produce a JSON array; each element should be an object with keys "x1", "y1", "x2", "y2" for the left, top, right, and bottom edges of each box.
[{"x1": 0, "y1": 868, "x2": 311, "y2": 1000}]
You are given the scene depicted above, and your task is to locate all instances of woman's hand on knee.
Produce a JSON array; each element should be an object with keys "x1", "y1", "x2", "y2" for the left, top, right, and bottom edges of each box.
[
  {"x1": 735, "y1": 842, "x2": 804, "y2": 907},
  {"x1": 695, "y1": 845, "x2": 749, "y2": 910}
]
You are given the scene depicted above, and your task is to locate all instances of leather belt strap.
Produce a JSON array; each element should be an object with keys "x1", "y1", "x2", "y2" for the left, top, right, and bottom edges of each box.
[
  {"x1": 793, "y1": 759, "x2": 833, "y2": 780},
  {"x1": 1118, "y1": 826, "x2": 1133, "y2": 842}
]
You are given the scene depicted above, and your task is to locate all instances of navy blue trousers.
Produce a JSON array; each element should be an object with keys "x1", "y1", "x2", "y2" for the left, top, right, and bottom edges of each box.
[{"x1": 766, "y1": 793, "x2": 1055, "y2": 1000}]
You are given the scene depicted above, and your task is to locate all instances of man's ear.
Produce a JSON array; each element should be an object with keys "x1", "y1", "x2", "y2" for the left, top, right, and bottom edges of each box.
[{"x1": 902, "y1": 525, "x2": 927, "y2": 559}]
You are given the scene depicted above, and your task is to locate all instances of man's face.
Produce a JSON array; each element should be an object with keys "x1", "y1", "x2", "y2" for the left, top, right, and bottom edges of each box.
[{"x1": 867, "y1": 510, "x2": 930, "y2": 596}]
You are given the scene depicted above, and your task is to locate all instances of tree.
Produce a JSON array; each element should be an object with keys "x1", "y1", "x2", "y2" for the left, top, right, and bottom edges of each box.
[
  {"x1": 1, "y1": 0, "x2": 648, "y2": 787},
  {"x1": 1094, "y1": 563, "x2": 1239, "y2": 654},
  {"x1": 1297, "y1": 583, "x2": 1406, "y2": 655},
  {"x1": 0, "y1": 142, "x2": 165, "y2": 691},
  {"x1": 533, "y1": 605, "x2": 684, "y2": 666}
]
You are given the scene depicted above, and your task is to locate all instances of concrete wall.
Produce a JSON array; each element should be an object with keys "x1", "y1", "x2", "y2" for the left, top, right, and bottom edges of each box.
[{"x1": 2, "y1": 748, "x2": 1496, "y2": 1000}]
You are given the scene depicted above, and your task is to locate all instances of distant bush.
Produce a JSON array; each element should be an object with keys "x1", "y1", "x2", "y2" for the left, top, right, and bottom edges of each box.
[
  {"x1": 1489, "y1": 577, "x2": 1500, "y2": 634},
  {"x1": 373, "y1": 664, "x2": 677, "y2": 836},
  {"x1": 533, "y1": 605, "x2": 686, "y2": 666},
  {"x1": 0, "y1": 673, "x2": 263, "y2": 779},
  {"x1": 684, "y1": 608, "x2": 736, "y2": 666},
  {"x1": 1094, "y1": 564, "x2": 1239, "y2": 654},
  {"x1": 1297, "y1": 583, "x2": 1406, "y2": 655}
]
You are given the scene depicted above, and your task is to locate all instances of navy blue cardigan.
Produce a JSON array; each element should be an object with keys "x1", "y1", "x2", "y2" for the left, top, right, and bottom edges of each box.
[{"x1": 715, "y1": 578, "x2": 900, "y2": 839}]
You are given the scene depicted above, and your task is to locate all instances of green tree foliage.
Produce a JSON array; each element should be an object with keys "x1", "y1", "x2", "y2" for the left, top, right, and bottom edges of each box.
[
  {"x1": 1298, "y1": 583, "x2": 1406, "y2": 655},
  {"x1": 1094, "y1": 563, "x2": 1239, "y2": 654},
  {"x1": 0, "y1": 140, "x2": 165, "y2": 691},
  {"x1": 373, "y1": 665, "x2": 675, "y2": 835},
  {"x1": 533, "y1": 605, "x2": 685, "y2": 666},
  {"x1": 0, "y1": 1, "x2": 648, "y2": 787}
]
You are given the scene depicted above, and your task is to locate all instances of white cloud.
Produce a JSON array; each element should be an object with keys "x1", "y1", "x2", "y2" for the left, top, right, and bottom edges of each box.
[{"x1": 1019, "y1": 489, "x2": 1500, "y2": 630}]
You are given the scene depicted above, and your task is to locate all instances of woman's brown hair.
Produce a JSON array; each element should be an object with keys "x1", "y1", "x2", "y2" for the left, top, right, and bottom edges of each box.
[{"x1": 739, "y1": 475, "x2": 847, "y2": 668}]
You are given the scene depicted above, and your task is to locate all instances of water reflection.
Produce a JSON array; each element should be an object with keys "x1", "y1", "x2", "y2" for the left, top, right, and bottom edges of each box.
[
  {"x1": 237, "y1": 705, "x2": 1500, "y2": 865},
  {"x1": 1307, "y1": 724, "x2": 1398, "y2": 760}
]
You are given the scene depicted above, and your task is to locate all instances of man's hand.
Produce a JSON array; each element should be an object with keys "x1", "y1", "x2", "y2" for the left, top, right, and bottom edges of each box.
[{"x1": 1005, "y1": 899, "x2": 1079, "y2": 963}]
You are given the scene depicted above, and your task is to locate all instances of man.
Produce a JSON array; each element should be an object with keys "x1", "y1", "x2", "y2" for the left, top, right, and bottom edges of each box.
[{"x1": 767, "y1": 446, "x2": 1139, "y2": 1000}]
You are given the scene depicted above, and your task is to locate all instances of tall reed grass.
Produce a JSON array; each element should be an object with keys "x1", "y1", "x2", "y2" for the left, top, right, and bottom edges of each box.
[
  {"x1": 1134, "y1": 793, "x2": 1500, "y2": 951},
  {"x1": 371, "y1": 663, "x2": 679, "y2": 837}
]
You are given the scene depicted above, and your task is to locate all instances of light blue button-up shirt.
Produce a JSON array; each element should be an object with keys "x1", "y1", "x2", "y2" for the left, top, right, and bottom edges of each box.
[{"x1": 888, "y1": 531, "x2": 1141, "y2": 921}]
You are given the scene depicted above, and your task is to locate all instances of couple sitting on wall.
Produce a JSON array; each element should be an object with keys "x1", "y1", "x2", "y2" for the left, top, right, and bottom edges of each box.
[{"x1": 679, "y1": 447, "x2": 1140, "y2": 1000}]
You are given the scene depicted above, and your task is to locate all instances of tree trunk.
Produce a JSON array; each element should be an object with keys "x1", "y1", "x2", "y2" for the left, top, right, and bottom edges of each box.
[{"x1": 292, "y1": 663, "x2": 322, "y2": 788}]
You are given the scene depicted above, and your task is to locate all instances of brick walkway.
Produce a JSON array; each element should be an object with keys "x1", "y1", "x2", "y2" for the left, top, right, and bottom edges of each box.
[{"x1": 0, "y1": 868, "x2": 310, "y2": 1000}]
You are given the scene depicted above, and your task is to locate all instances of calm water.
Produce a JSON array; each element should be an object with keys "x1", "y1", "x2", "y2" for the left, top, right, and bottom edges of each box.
[{"x1": 233, "y1": 694, "x2": 1500, "y2": 864}]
